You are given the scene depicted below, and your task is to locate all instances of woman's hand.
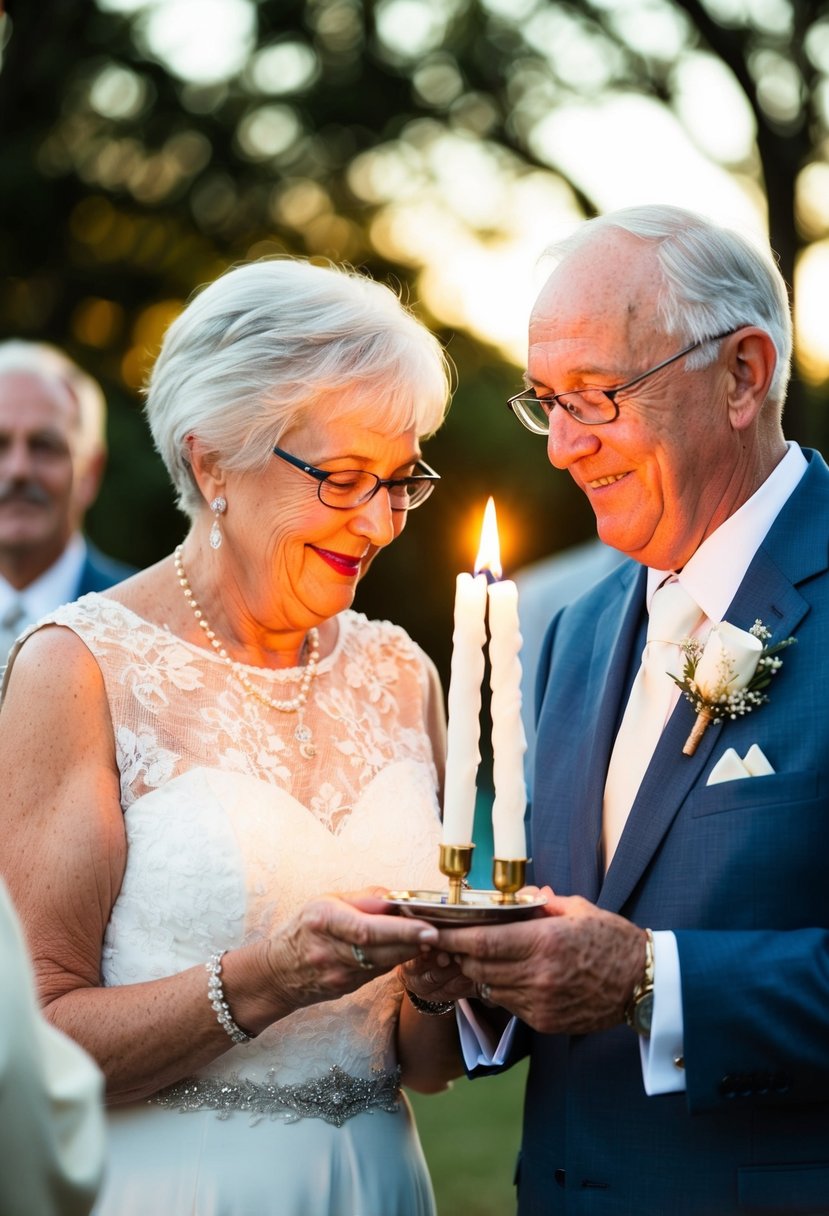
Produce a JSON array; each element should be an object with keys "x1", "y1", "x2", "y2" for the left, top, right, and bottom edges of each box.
[
  {"x1": 399, "y1": 885, "x2": 548, "y2": 1009},
  {"x1": 245, "y1": 890, "x2": 440, "y2": 1029},
  {"x1": 398, "y1": 950, "x2": 476, "y2": 1006}
]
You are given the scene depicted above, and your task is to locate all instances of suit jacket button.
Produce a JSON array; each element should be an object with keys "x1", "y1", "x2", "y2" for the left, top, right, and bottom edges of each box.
[
  {"x1": 719, "y1": 1074, "x2": 737, "y2": 1098},
  {"x1": 753, "y1": 1071, "x2": 770, "y2": 1095}
]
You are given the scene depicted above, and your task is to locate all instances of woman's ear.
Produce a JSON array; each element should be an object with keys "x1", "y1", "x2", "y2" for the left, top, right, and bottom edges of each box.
[
  {"x1": 186, "y1": 434, "x2": 226, "y2": 507},
  {"x1": 726, "y1": 328, "x2": 777, "y2": 431}
]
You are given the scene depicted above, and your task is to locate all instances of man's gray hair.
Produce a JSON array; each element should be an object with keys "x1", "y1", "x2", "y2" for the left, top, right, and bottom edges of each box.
[
  {"x1": 545, "y1": 205, "x2": 792, "y2": 408},
  {"x1": 144, "y1": 257, "x2": 452, "y2": 521},
  {"x1": 0, "y1": 340, "x2": 107, "y2": 455}
]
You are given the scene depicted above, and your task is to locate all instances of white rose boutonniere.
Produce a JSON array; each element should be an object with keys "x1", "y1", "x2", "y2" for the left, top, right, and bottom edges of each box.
[{"x1": 673, "y1": 619, "x2": 796, "y2": 756}]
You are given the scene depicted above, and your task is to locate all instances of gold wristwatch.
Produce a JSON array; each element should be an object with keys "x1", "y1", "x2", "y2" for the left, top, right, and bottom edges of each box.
[{"x1": 624, "y1": 928, "x2": 655, "y2": 1037}]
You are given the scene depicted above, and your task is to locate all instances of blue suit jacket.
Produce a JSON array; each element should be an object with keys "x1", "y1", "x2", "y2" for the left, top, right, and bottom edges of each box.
[
  {"x1": 75, "y1": 541, "x2": 136, "y2": 597},
  {"x1": 519, "y1": 448, "x2": 829, "y2": 1215}
]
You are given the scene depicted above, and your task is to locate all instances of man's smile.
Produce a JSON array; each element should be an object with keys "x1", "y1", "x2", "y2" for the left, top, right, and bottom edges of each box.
[{"x1": 586, "y1": 472, "x2": 628, "y2": 489}]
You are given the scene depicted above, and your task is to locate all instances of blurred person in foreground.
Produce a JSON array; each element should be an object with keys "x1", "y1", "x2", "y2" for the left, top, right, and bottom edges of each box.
[
  {"x1": 0, "y1": 875, "x2": 104, "y2": 1216},
  {"x1": 0, "y1": 258, "x2": 466, "y2": 1216},
  {"x1": 0, "y1": 341, "x2": 136, "y2": 662},
  {"x1": 421, "y1": 205, "x2": 829, "y2": 1214}
]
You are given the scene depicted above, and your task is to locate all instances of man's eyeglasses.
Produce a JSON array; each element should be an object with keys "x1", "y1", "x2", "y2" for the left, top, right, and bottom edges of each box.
[
  {"x1": 272, "y1": 446, "x2": 440, "y2": 510},
  {"x1": 507, "y1": 329, "x2": 739, "y2": 432}
]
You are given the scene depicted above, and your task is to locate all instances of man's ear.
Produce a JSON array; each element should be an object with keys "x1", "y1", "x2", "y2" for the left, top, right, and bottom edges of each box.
[
  {"x1": 726, "y1": 328, "x2": 777, "y2": 431},
  {"x1": 187, "y1": 435, "x2": 226, "y2": 507},
  {"x1": 73, "y1": 447, "x2": 107, "y2": 516}
]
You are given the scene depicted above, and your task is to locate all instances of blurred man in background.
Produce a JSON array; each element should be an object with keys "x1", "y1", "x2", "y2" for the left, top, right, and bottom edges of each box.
[{"x1": 0, "y1": 340, "x2": 135, "y2": 660}]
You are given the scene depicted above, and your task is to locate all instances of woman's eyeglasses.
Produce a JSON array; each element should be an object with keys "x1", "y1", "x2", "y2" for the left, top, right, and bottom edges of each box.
[{"x1": 272, "y1": 446, "x2": 440, "y2": 510}]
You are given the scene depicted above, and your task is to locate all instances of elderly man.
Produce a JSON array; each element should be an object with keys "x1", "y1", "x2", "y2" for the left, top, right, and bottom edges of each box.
[
  {"x1": 0, "y1": 341, "x2": 135, "y2": 659},
  {"x1": 431, "y1": 206, "x2": 829, "y2": 1214}
]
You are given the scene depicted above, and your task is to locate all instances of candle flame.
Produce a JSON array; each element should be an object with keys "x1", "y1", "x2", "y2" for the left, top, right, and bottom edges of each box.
[{"x1": 474, "y1": 497, "x2": 502, "y2": 579}]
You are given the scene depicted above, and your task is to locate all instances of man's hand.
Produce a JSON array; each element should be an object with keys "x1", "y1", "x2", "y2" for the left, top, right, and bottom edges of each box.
[{"x1": 434, "y1": 888, "x2": 647, "y2": 1035}]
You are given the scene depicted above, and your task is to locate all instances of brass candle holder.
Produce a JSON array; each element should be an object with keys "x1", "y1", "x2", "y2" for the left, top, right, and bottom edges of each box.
[
  {"x1": 492, "y1": 858, "x2": 526, "y2": 904},
  {"x1": 439, "y1": 842, "x2": 474, "y2": 905}
]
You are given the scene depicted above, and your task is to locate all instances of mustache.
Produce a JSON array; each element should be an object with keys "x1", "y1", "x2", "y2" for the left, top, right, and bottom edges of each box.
[{"x1": 0, "y1": 481, "x2": 52, "y2": 507}]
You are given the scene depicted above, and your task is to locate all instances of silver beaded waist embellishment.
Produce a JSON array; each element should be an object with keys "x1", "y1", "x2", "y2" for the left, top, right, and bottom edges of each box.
[{"x1": 151, "y1": 1065, "x2": 401, "y2": 1127}]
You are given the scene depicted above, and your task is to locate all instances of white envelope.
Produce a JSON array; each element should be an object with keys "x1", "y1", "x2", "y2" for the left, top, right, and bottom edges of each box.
[{"x1": 706, "y1": 745, "x2": 775, "y2": 785}]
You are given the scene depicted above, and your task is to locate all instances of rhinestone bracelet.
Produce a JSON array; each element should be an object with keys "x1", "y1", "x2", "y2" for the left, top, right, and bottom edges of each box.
[
  {"x1": 206, "y1": 951, "x2": 250, "y2": 1045},
  {"x1": 405, "y1": 988, "x2": 455, "y2": 1017}
]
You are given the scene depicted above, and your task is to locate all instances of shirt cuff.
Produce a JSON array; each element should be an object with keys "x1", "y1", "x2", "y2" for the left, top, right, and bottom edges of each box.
[
  {"x1": 639, "y1": 930, "x2": 686, "y2": 1094},
  {"x1": 456, "y1": 999, "x2": 516, "y2": 1068}
]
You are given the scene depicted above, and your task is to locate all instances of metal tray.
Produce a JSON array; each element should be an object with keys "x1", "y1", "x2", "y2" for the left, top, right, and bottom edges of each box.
[{"x1": 384, "y1": 888, "x2": 547, "y2": 925}]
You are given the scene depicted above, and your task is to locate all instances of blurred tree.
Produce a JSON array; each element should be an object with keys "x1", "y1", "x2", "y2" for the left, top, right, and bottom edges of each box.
[{"x1": 0, "y1": 0, "x2": 827, "y2": 688}]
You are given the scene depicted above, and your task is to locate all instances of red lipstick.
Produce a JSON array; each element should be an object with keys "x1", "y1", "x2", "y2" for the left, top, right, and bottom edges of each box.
[{"x1": 310, "y1": 546, "x2": 363, "y2": 577}]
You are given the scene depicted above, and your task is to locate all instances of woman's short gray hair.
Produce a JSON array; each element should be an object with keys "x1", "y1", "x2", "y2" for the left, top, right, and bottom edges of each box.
[
  {"x1": 545, "y1": 205, "x2": 792, "y2": 409},
  {"x1": 144, "y1": 258, "x2": 452, "y2": 520}
]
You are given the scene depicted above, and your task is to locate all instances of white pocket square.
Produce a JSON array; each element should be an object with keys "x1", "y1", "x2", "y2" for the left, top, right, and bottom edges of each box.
[{"x1": 707, "y1": 745, "x2": 775, "y2": 785}]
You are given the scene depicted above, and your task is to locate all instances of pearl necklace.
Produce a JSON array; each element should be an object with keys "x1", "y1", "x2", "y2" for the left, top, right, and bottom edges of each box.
[{"x1": 174, "y1": 545, "x2": 321, "y2": 725}]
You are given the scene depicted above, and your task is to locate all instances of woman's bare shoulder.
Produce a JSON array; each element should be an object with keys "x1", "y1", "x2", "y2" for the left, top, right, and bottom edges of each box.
[{"x1": 1, "y1": 622, "x2": 111, "y2": 749}]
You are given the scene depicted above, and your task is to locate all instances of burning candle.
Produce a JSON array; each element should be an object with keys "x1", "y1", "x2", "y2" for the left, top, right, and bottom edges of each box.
[{"x1": 479, "y1": 500, "x2": 528, "y2": 860}]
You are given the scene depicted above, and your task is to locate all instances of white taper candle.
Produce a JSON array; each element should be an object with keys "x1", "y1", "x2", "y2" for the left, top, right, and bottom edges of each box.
[
  {"x1": 488, "y1": 578, "x2": 528, "y2": 859},
  {"x1": 442, "y1": 571, "x2": 488, "y2": 845}
]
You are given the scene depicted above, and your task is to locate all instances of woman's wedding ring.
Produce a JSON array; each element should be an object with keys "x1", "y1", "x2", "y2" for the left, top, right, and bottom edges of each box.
[
  {"x1": 351, "y1": 943, "x2": 374, "y2": 970},
  {"x1": 478, "y1": 982, "x2": 492, "y2": 1003}
]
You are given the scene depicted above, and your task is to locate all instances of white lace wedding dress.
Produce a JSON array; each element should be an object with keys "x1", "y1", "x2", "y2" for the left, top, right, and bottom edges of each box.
[{"x1": 33, "y1": 595, "x2": 447, "y2": 1216}]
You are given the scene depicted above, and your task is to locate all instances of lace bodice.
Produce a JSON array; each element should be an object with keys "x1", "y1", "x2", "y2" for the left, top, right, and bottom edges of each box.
[{"x1": 34, "y1": 596, "x2": 446, "y2": 1095}]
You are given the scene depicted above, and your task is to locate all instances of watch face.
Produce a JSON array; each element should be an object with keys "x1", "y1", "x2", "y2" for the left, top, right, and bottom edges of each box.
[{"x1": 634, "y1": 992, "x2": 654, "y2": 1036}]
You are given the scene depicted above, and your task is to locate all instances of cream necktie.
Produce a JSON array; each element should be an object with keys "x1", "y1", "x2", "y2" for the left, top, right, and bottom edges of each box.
[
  {"x1": 602, "y1": 580, "x2": 701, "y2": 867},
  {"x1": 0, "y1": 600, "x2": 27, "y2": 666}
]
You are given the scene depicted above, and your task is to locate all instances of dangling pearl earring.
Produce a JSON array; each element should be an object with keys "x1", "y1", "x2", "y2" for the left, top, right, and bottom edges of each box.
[{"x1": 209, "y1": 496, "x2": 227, "y2": 550}]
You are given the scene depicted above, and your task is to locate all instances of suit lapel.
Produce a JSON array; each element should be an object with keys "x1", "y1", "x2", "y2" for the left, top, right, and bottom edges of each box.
[
  {"x1": 568, "y1": 563, "x2": 646, "y2": 902},
  {"x1": 598, "y1": 451, "x2": 827, "y2": 913}
]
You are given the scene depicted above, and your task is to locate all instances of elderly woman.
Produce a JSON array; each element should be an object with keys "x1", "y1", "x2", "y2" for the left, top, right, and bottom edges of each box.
[{"x1": 0, "y1": 258, "x2": 465, "y2": 1215}]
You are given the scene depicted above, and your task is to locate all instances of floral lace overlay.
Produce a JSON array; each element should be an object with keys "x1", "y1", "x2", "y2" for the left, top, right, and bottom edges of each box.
[{"x1": 41, "y1": 596, "x2": 446, "y2": 1110}]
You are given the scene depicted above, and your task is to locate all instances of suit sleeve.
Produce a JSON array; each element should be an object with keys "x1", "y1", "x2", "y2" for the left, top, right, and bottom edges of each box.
[{"x1": 676, "y1": 926, "x2": 829, "y2": 1114}]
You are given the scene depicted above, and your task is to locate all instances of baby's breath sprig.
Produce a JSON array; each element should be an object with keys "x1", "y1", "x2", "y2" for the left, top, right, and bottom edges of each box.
[{"x1": 673, "y1": 618, "x2": 796, "y2": 756}]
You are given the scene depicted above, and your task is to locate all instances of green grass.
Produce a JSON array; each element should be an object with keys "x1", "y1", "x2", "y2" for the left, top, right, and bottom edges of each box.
[{"x1": 407, "y1": 1060, "x2": 527, "y2": 1216}]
